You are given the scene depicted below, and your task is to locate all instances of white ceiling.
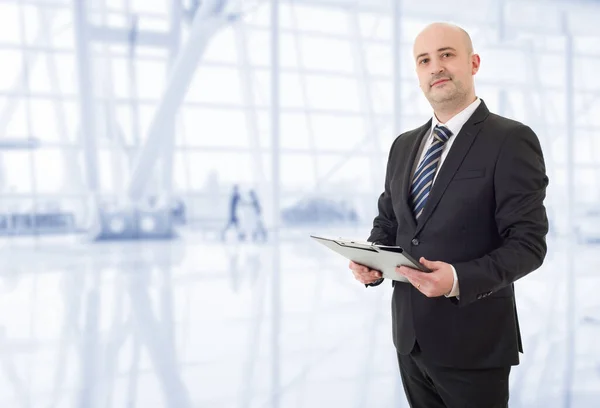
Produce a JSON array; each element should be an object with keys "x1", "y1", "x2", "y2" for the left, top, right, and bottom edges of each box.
[{"x1": 285, "y1": 0, "x2": 600, "y2": 36}]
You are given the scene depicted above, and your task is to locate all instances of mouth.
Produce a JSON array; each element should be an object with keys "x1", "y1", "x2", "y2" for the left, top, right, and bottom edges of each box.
[{"x1": 431, "y1": 78, "x2": 450, "y2": 87}]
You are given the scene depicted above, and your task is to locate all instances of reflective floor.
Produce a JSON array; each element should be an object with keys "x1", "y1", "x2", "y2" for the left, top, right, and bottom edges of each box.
[{"x1": 0, "y1": 229, "x2": 598, "y2": 407}]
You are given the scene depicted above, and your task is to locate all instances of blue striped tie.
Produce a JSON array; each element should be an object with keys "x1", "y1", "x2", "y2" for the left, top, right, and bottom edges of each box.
[{"x1": 410, "y1": 125, "x2": 453, "y2": 219}]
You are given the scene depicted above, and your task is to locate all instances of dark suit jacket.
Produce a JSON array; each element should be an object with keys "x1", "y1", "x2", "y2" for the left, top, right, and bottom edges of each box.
[{"x1": 368, "y1": 100, "x2": 549, "y2": 369}]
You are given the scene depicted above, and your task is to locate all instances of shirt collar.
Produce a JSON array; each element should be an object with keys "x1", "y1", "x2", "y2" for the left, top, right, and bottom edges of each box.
[{"x1": 431, "y1": 97, "x2": 481, "y2": 137}]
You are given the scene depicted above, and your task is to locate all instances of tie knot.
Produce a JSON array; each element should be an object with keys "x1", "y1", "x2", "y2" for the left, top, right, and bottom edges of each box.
[{"x1": 433, "y1": 125, "x2": 452, "y2": 143}]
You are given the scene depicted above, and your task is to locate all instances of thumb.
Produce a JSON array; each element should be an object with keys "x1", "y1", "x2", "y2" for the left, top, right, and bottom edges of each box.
[{"x1": 419, "y1": 257, "x2": 440, "y2": 270}]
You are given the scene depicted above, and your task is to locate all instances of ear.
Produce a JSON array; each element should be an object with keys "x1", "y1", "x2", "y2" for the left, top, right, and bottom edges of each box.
[{"x1": 471, "y1": 53, "x2": 481, "y2": 75}]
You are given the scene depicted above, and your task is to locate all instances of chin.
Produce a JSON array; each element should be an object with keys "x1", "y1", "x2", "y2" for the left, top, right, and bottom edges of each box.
[
  {"x1": 428, "y1": 89, "x2": 451, "y2": 98},
  {"x1": 428, "y1": 94, "x2": 458, "y2": 105}
]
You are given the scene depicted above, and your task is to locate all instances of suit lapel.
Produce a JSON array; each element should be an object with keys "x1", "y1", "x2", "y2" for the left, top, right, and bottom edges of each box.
[
  {"x1": 399, "y1": 120, "x2": 432, "y2": 231},
  {"x1": 414, "y1": 101, "x2": 490, "y2": 236}
]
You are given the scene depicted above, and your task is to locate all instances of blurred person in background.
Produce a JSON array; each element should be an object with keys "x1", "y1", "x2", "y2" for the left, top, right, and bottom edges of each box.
[
  {"x1": 221, "y1": 184, "x2": 245, "y2": 241},
  {"x1": 248, "y1": 189, "x2": 267, "y2": 242}
]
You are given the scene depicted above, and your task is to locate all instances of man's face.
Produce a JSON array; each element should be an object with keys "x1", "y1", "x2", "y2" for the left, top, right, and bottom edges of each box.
[{"x1": 413, "y1": 26, "x2": 479, "y2": 106}]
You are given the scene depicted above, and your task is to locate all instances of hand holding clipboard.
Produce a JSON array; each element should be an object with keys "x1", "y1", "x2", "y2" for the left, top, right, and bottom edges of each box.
[{"x1": 310, "y1": 235, "x2": 431, "y2": 283}]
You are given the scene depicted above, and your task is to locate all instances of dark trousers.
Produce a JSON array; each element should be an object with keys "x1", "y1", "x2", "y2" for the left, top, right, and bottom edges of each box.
[{"x1": 397, "y1": 342, "x2": 511, "y2": 408}]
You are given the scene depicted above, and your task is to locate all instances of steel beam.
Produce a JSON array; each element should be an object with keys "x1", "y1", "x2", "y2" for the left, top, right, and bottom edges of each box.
[
  {"x1": 73, "y1": 0, "x2": 99, "y2": 193},
  {"x1": 127, "y1": 5, "x2": 228, "y2": 200}
]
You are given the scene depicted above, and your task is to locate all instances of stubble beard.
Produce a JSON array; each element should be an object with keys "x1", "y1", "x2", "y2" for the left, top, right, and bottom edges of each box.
[{"x1": 426, "y1": 80, "x2": 469, "y2": 113}]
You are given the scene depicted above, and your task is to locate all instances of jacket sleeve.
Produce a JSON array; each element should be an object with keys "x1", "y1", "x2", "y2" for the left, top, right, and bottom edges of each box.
[
  {"x1": 367, "y1": 138, "x2": 400, "y2": 247},
  {"x1": 452, "y1": 125, "x2": 549, "y2": 306},
  {"x1": 363, "y1": 139, "x2": 401, "y2": 288}
]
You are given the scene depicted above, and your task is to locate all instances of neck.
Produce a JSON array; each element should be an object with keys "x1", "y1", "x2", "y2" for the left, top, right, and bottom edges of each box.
[{"x1": 433, "y1": 94, "x2": 477, "y2": 124}]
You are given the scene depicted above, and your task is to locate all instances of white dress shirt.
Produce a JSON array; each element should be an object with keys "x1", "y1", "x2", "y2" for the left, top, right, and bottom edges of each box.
[{"x1": 412, "y1": 97, "x2": 481, "y2": 298}]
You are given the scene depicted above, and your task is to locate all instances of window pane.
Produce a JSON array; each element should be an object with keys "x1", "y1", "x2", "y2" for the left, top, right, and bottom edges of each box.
[
  {"x1": 318, "y1": 154, "x2": 374, "y2": 193},
  {"x1": 252, "y1": 69, "x2": 270, "y2": 107},
  {"x1": 280, "y1": 73, "x2": 305, "y2": 109},
  {"x1": 371, "y1": 79, "x2": 393, "y2": 115},
  {"x1": 29, "y1": 53, "x2": 53, "y2": 93},
  {"x1": 114, "y1": 104, "x2": 135, "y2": 145},
  {"x1": 300, "y1": 37, "x2": 354, "y2": 74},
  {"x1": 312, "y1": 114, "x2": 366, "y2": 151},
  {"x1": 281, "y1": 113, "x2": 311, "y2": 149},
  {"x1": 181, "y1": 107, "x2": 249, "y2": 147},
  {"x1": 138, "y1": 103, "x2": 157, "y2": 141},
  {"x1": 4, "y1": 100, "x2": 29, "y2": 137},
  {"x1": 56, "y1": 101, "x2": 79, "y2": 145},
  {"x1": 30, "y1": 99, "x2": 60, "y2": 142},
  {"x1": 576, "y1": 57, "x2": 600, "y2": 92},
  {"x1": 358, "y1": 13, "x2": 391, "y2": 40},
  {"x1": 537, "y1": 54, "x2": 565, "y2": 88},
  {"x1": 22, "y1": 5, "x2": 38, "y2": 45},
  {"x1": 188, "y1": 152, "x2": 255, "y2": 186},
  {"x1": 364, "y1": 44, "x2": 391, "y2": 77},
  {"x1": 0, "y1": 4, "x2": 21, "y2": 43},
  {"x1": 243, "y1": 30, "x2": 301, "y2": 68},
  {"x1": 97, "y1": 149, "x2": 129, "y2": 193},
  {"x1": 575, "y1": 37, "x2": 600, "y2": 56},
  {"x1": 105, "y1": 0, "x2": 126, "y2": 11},
  {"x1": 477, "y1": 47, "x2": 527, "y2": 86},
  {"x1": 505, "y1": 2, "x2": 561, "y2": 33},
  {"x1": 1, "y1": 151, "x2": 33, "y2": 193},
  {"x1": 137, "y1": 16, "x2": 169, "y2": 32},
  {"x1": 292, "y1": 5, "x2": 350, "y2": 35},
  {"x1": 110, "y1": 56, "x2": 131, "y2": 99},
  {"x1": 575, "y1": 168, "x2": 600, "y2": 203},
  {"x1": 244, "y1": 3, "x2": 271, "y2": 27},
  {"x1": 244, "y1": 29, "x2": 269, "y2": 66},
  {"x1": 131, "y1": 0, "x2": 169, "y2": 15},
  {"x1": 187, "y1": 66, "x2": 244, "y2": 105},
  {"x1": 574, "y1": 132, "x2": 598, "y2": 165},
  {"x1": 135, "y1": 59, "x2": 167, "y2": 100},
  {"x1": 55, "y1": 53, "x2": 77, "y2": 95},
  {"x1": 375, "y1": 121, "x2": 395, "y2": 153},
  {"x1": 305, "y1": 75, "x2": 360, "y2": 112},
  {"x1": 281, "y1": 153, "x2": 316, "y2": 187},
  {"x1": 204, "y1": 28, "x2": 239, "y2": 64},
  {"x1": 51, "y1": 10, "x2": 75, "y2": 49},
  {"x1": 33, "y1": 148, "x2": 68, "y2": 193},
  {"x1": 173, "y1": 151, "x2": 191, "y2": 191},
  {"x1": 281, "y1": 34, "x2": 299, "y2": 68},
  {"x1": 0, "y1": 50, "x2": 23, "y2": 91},
  {"x1": 256, "y1": 110, "x2": 270, "y2": 149}
]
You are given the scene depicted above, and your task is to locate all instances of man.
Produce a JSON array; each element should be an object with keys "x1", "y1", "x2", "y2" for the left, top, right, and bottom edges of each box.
[
  {"x1": 349, "y1": 22, "x2": 549, "y2": 407},
  {"x1": 221, "y1": 184, "x2": 245, "y2": 241}
]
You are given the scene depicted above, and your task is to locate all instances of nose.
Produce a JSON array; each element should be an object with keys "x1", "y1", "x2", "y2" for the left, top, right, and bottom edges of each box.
[{"x1": 429, "y1": 58, "x2": 444, "y2": 76}]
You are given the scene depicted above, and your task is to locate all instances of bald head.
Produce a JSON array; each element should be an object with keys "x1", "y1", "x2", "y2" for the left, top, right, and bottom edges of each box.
[
  {"x1": 414, "y1": 22, "x2": 474, "y2": 57},
  {"x1": 412, "y1": 22, "x2": 480, "y2": 120}
]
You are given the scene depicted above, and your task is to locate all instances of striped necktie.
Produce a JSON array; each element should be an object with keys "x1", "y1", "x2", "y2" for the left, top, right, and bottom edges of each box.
[{"x1": 410, "y1": 125, "x2": 453, "y2": 219}]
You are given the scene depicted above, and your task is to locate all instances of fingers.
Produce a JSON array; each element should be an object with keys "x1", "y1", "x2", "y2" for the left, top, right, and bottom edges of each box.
[
  {"x1": 354, "y1": 269, "x2": 383, "y2": 284},
  {"x1": 349, "y1": 262, "x2": 382, "y2": 284},
  {"x1": 398, "y1": 267, "x2": 422, "y2": 286},
  {"x1": 419, "y1": 257, "x2": 441, "y2": 270},
  {"x1": 398, "y1": 265, "x2": 448, "y2": 298},
  {"x1": 396, "y1": 265, "x2": 430, "y2": 294},
  {"x1": 349, "y1": 261, "x2": 369, "y2": 274},
  {"x1": 396, "y1": 265, "x2": 420, "y2": 278}
]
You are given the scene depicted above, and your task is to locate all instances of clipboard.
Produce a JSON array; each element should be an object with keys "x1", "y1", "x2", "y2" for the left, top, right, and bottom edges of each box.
[{"x1": 310, "y1": 235, "x2": 431, "y2": 283}]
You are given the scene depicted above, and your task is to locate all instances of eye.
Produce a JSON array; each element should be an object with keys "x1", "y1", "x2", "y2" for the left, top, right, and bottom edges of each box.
[
  {"x1": 419, "y1": 58, "x2": 429, "y2": 65},
  {"x1": 441, "y1": 52, "x2": 453, "y2": 58}
]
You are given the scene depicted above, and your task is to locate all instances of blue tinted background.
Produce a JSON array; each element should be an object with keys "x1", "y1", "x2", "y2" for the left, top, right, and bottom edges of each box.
[{"x1": 0, "y1": 0, "x2": 598, "y2": 406}]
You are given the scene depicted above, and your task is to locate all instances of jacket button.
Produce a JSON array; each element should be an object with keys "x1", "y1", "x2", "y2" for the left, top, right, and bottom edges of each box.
[{"x1": 411, "y1": 238, "x2": 420, "y2": 246}]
